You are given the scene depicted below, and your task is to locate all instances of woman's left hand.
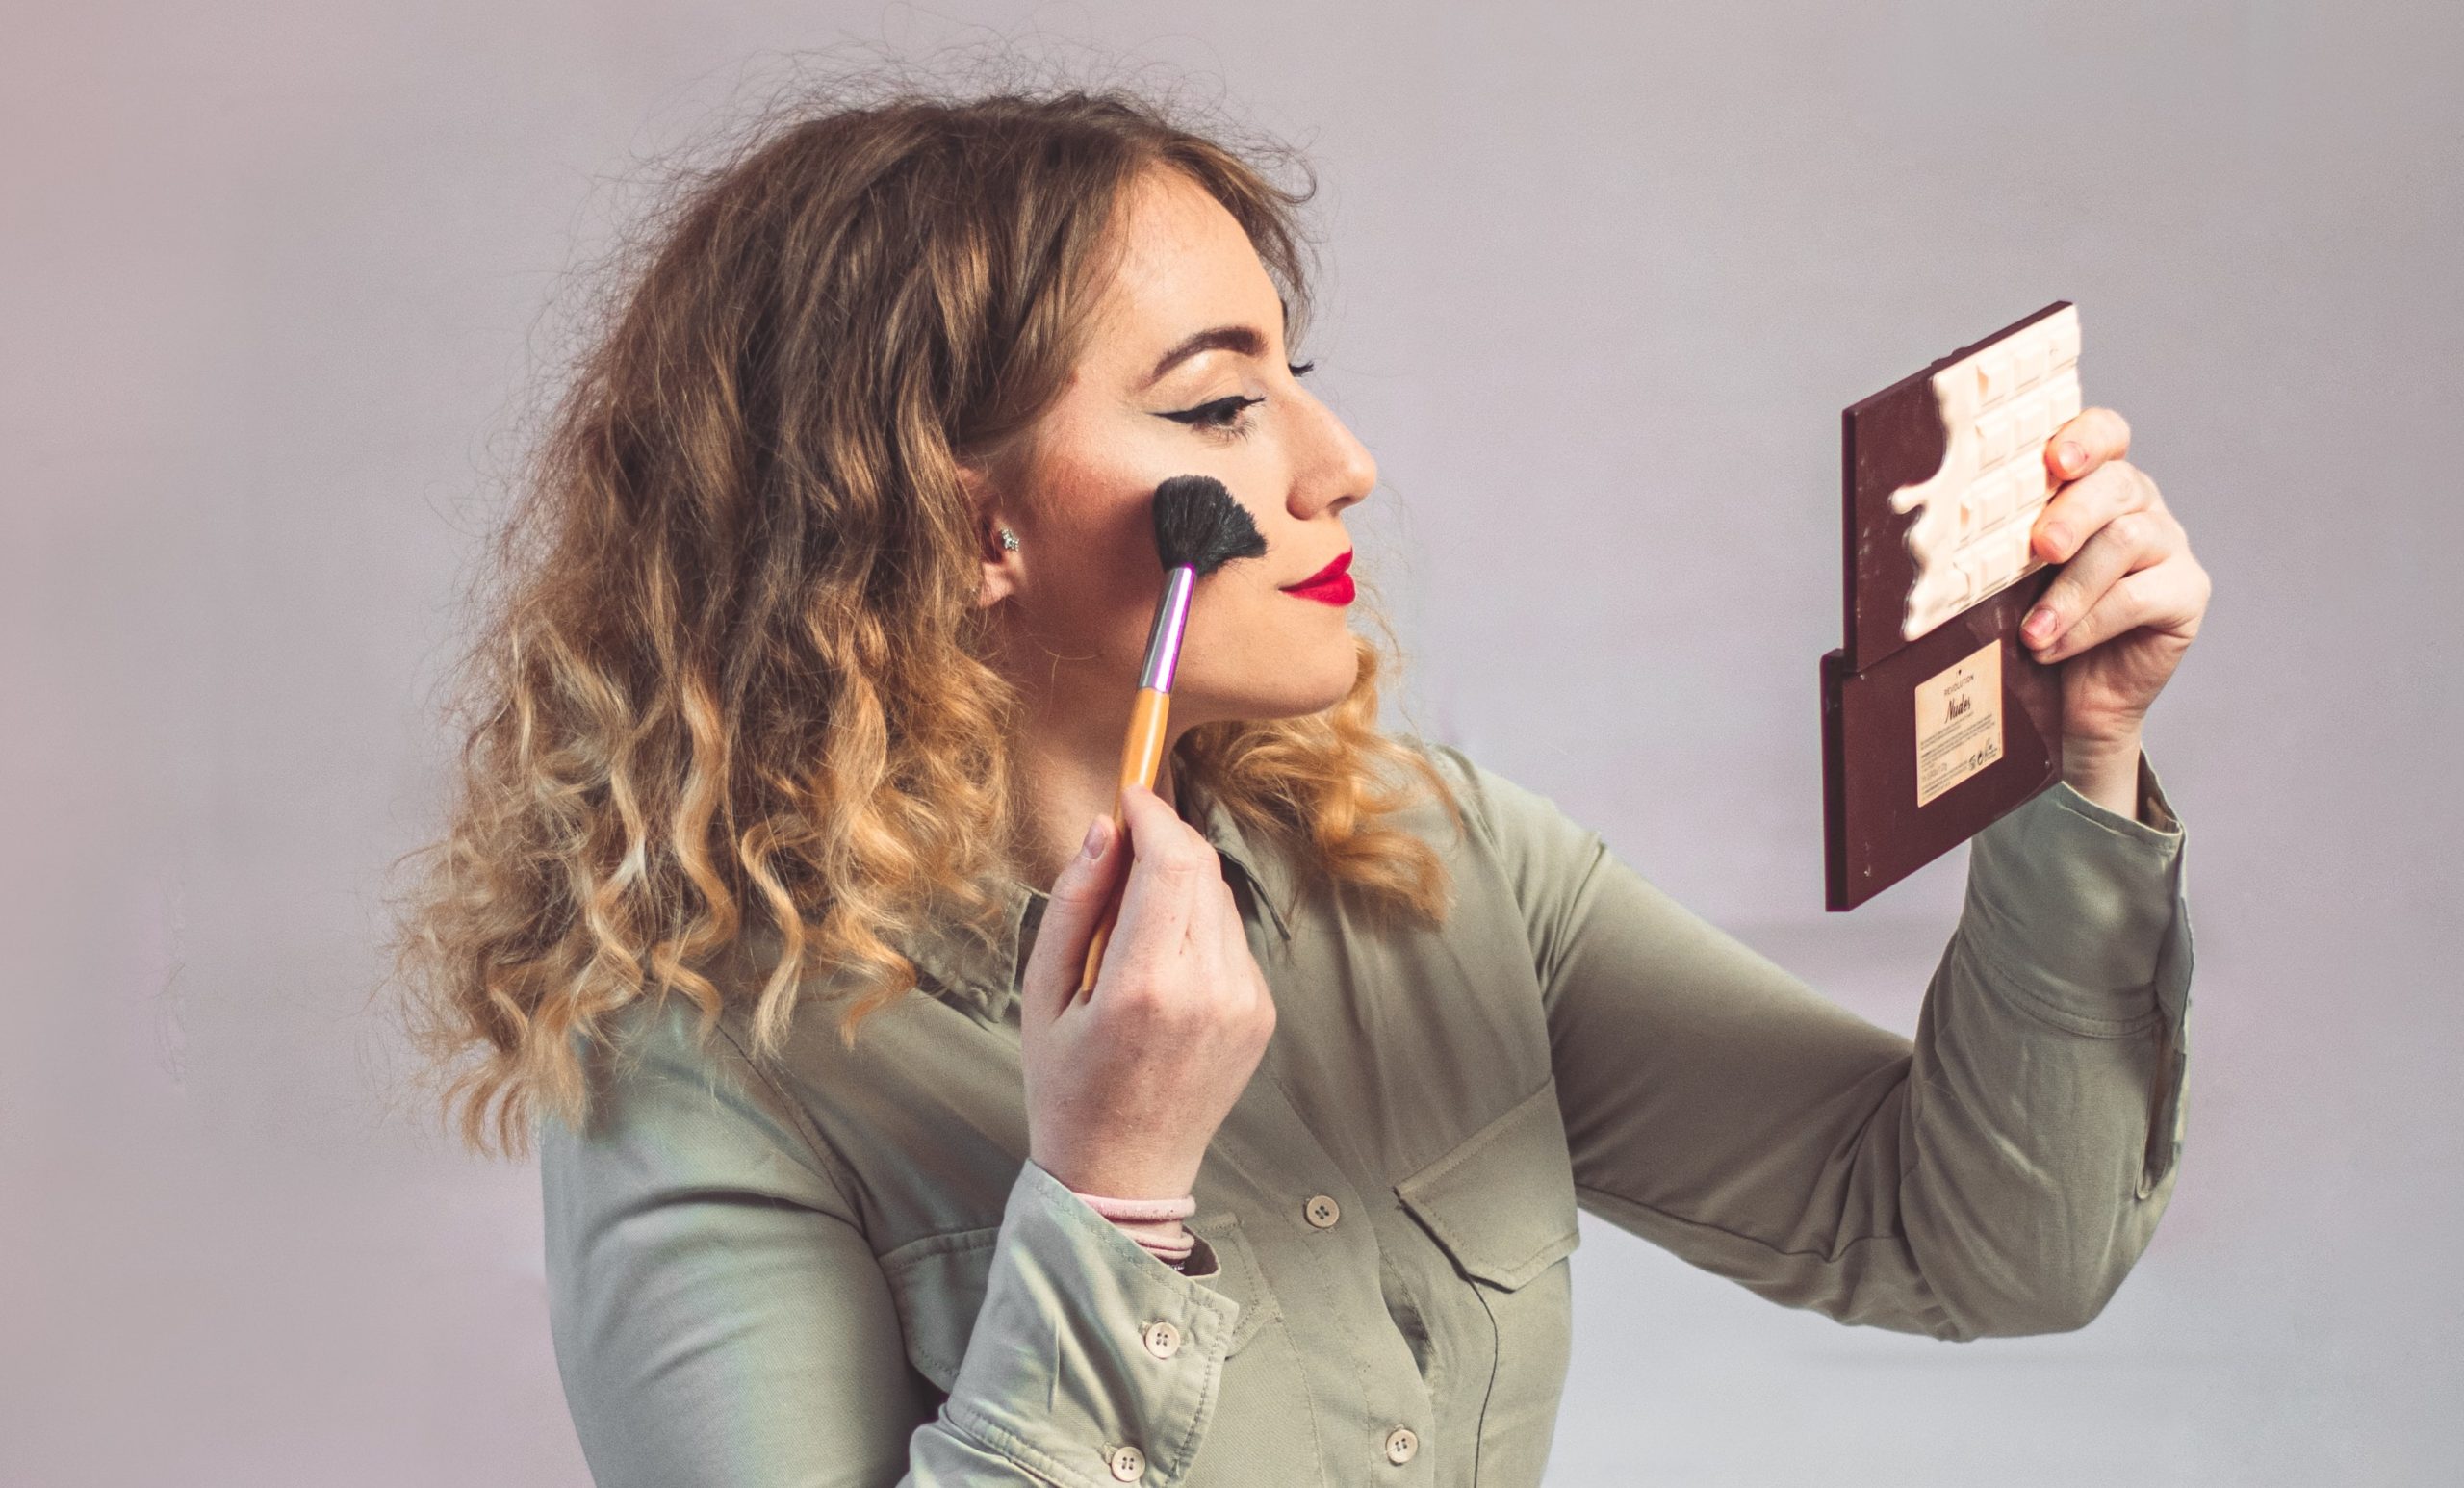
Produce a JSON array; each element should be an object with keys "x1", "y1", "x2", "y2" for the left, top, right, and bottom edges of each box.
[{"x1": 2019, "y1": 407, "x2": 2211, "y2": 754}]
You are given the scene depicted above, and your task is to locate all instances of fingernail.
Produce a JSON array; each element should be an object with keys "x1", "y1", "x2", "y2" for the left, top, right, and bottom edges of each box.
[
  {"x1": 2040, "y1": 525, "x2": 2068, "y2": 557},
  {"x1": 2023, "y1": 605, "x2": 2055, "y2": 640},
  {"x1": 2057, "y1": 440, "x2": 2084, "y2": 475},
  {"x1": 1080, "y1": 818, "x2": 1107, "y2": 859}
]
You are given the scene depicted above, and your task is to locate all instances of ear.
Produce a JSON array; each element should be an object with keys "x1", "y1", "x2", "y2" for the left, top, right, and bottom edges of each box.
[{"x1": 959, "y1": 459, "x2": 1021, "y2": 610}]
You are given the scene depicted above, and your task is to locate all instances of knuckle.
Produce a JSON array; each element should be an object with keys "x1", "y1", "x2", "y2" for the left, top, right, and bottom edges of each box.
[
  {"x1": 2106, "y1": 509, "x2": 2156, "y2": 548},
  {"x1": 1108, "y1": 974, "x2": 1171, "y2": 1019},
  {"x1": 1054, "y1": 870, "x2": 1113, "y2": 908},
  {"x1": 1149, "y1": 824, "x2": 1205, "y2": 868},
  {"x1": 1144, "y1": 842, "x2": 1203, "y2": 885}
]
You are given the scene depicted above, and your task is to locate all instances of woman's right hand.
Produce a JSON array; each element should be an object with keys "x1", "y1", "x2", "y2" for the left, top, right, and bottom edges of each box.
[{"x1": 1019, "y1": 782, "x2": 1277, "y2": 1200}]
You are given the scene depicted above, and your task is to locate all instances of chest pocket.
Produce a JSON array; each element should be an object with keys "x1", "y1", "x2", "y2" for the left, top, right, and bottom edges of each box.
[
  {"x1": 1396, "y1": 1078, "x2": 1583, "y2": 1289},
  {"x1": 881, "y1": 1211, "x2": 1281, "y2": 1395},
  {"x1": 1394, "y1": 1078, "x2": 1581, "y2": 1471}
]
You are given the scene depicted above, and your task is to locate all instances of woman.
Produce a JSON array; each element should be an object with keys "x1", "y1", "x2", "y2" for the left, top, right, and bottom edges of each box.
[{"x1": 393, "y1": 83, "x2": 2206, "y2": 1486}]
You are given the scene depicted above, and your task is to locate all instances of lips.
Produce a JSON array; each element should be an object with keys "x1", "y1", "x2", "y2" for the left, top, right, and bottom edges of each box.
[{"x1": 1280, "y1": 548, "x2": 1354, "y2": 605}]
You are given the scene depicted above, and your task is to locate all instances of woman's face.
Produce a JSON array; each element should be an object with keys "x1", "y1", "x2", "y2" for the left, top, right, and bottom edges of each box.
[{"x1": 973, "y1": 166, "x2": 1378, "y2": 740}]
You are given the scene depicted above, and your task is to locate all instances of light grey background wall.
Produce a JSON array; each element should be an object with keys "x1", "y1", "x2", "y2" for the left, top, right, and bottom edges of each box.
[{"x1": 5, "y1": 3, "x2": 2454, "y2": 1483}]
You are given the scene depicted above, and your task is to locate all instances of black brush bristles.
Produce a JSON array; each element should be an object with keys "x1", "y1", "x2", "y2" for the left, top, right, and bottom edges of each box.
[{"x1": 1150, "y1": 475, "x2": 1267, "y2": 576}]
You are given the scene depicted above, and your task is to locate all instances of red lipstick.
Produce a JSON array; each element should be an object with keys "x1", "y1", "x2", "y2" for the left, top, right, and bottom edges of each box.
[{"x1": 1280, "y1": 548, "x2": 1354, "y2": 606}]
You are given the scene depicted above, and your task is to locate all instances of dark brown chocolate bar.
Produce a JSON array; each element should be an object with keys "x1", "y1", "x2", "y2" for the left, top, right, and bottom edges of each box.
[{"x1": 1821, "y1": 302, "x2": 2081, "y2": 911}]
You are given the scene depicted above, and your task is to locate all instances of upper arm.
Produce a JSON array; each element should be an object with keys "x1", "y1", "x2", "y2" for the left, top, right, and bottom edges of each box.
[
  {"x1": 1429, "y1": 744, "x2": 1912, "y2": 1247},
  {"x1": 539, "y1": 1002, "x2": 929, "y2": 1487},
  {"x1": 1427, "y1": 740, "x2": 2196, "y2": 1340}
]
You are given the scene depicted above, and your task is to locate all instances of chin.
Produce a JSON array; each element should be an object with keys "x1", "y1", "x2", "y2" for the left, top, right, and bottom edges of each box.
[{"x1": 1259, "y1": 639, "x2": 1362, "y2": 720}]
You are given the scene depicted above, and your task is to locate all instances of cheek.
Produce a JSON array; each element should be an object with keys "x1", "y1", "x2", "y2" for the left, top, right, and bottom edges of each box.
[
  {"x1": 1020, "y1": 412, "x2": 1299, "y2": 653},
  {"x1": 1014, "y1": 478, "x2": 1193, "y2": 672},
  {"x1": 1183, "y1": 574, "x2": 1356, "y2": 686}
]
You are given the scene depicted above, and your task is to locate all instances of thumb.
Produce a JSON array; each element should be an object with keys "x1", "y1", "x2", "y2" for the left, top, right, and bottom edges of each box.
[{"x1": 1020, "y1": 808, "x2": 1123, "y2": 1022}]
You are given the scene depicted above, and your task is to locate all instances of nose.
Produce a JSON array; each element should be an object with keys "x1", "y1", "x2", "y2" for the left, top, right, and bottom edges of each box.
[{"x1": 1288, "y1": 385, "x2": 1377, "y2": 520}]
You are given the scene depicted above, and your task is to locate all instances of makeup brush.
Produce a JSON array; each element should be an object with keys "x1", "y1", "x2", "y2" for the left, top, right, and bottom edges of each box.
[{"x1": 1075, "y1": 475, "x2": 1268, "y2": 1000}]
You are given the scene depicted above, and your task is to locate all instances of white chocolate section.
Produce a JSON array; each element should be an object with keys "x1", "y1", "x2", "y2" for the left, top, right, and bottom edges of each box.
[{"x1": 1887, "y1": 305, "x2": 2083, "y2": 642}]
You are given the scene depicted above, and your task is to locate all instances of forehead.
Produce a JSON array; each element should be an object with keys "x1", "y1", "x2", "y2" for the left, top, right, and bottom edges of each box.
[{"x1": 1085, "y1": 168, "x2": 1280, "y2": 358}]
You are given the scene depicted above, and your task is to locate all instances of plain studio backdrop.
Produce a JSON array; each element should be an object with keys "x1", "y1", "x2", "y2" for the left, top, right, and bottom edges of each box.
[{"x1": 4, "y1": 3, "x2": 2454, "y2": 1483}]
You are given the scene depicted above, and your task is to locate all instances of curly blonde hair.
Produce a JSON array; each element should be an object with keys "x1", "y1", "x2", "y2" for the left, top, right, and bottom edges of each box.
[{"x1": 387, "y1": 80, "x2": 1462, "y2": 1160}]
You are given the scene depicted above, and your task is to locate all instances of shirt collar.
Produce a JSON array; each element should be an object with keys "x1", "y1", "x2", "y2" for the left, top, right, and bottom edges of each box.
[{"x1": 889, "y1": 774, "x2": 1296, "y2": 1022}]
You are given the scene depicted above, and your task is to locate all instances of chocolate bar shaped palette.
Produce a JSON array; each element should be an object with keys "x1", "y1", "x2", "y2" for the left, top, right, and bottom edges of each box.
[{"x1": 1820, "y1": 302, "x2": 2082, "y2": 911}]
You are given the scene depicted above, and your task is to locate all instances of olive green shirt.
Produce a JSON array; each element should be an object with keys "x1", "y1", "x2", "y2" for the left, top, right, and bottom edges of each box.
[{"x1": 540, "y1": 737, "x2": 2194, "y2": 1486}]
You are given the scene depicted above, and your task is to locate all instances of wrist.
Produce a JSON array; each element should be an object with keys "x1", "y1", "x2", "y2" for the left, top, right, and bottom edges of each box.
[
  {"x1": 2061, "y1": 730, "x2": 2145, "y2": 821},
  {"x1": 1029, "y1": 1144, "x2": 1200, "y2": 1203}
]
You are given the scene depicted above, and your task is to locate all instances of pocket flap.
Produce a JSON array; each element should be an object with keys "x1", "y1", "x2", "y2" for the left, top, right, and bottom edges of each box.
[{"x1": 1394, "y1": 1080, "x2": 1582, "y2": 1291}]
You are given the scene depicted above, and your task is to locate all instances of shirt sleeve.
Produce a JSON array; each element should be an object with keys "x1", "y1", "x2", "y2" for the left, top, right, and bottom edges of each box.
[
  {"x1": 539, "y1": 999, "x2": 1245, "y2": 1487},
  {"x1": 1433, "y1": 742, "x2": 2194, "y2": 1342}
]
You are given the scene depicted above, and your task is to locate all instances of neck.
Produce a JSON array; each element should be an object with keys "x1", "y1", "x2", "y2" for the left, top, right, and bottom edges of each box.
[
  {"x1": 1010, "y1": 692, "x2": 1195, "y2": 896},
  {"x1": 988, "y1": 595, "x2": 1223, "y2": 895}
]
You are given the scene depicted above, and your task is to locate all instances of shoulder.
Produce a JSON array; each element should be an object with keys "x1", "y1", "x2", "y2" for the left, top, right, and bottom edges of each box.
[
  {"x1": 1387, "y1": 733, "x2": 1604, "y2": 868},
  {"x1": 554, "y1": 989, "x2": 845, "y2": 1182}
]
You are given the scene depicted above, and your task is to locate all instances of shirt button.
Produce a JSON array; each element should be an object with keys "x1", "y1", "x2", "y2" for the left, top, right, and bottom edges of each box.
[
  {"x1": 1304, "y1": 1193, "x2": 1342, "y2": 1228},
  {"x1": 1384, "y1": 1425, "x2": 1419, "y2": 1464},
  {"x1": 1142, "y1": 1319, "x2": 1182, "y2": 1359},
  {"x1": 1107, "y1": 1443, "x2": 1146, "y2": 1481}
]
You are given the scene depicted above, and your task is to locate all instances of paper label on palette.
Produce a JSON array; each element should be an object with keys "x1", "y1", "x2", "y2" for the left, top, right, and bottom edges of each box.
[{"x1": 1913, "y1": 639, "x2": 2004, "y2": 808}]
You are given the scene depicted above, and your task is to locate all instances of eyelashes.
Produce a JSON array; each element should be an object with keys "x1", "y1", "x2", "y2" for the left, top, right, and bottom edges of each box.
[
  {"x1": 1160, "y1": 394, "x2": 1266, "y2": 434},
  {"x1": 1159, "y1": 363, "x2": 1318, "y2": 438}
]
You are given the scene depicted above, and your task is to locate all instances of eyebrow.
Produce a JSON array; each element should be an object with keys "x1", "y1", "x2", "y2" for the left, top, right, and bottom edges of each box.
[{"x1": 1139, "y1": 295, "x2": 1292, "y2": 390}]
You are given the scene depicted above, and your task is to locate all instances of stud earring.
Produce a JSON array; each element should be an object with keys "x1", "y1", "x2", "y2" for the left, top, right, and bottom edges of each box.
[{"x1": 998, "y1": 527, "x2": 1020, "y2": 552}]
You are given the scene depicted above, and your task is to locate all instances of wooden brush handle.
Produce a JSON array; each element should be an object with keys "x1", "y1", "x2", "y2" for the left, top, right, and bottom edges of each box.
[{"x1": 1077, "y1": 685, "x2": 1171, "y2": 999}]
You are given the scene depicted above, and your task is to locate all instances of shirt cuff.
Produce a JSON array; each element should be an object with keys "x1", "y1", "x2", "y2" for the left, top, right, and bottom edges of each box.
[
  {"x1": 937, "y1": 1158, "x2": 1240, "y2": 1488},
  {"x1": 1960, "y1": 747, "x2": 2191, "y2": 1031}
]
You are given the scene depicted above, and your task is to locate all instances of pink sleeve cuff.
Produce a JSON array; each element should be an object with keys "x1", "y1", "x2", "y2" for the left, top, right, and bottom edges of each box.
[{"x1": 1065, "y1": 1186, "x2": 1198, "y2": 1270}]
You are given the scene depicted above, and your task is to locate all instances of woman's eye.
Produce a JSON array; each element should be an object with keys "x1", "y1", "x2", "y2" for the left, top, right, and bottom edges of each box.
[
  {"x1": 1160, "y1": 394, "x2": 1266, "y2": 433},
  {"x1": 1288, "y1": 361, "x2": 1316, "y2": 378}
]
